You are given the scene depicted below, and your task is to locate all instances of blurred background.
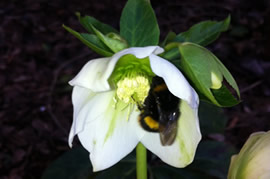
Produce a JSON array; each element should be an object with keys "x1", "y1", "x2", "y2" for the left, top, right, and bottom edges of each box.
[{"x1": 1, "y1": 0, "x2": 270, "y2": 178}]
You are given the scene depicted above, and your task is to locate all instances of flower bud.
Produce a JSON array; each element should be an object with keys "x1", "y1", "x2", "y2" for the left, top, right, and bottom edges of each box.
[
  {"x1": 228, "y1": 131, "x2": 270, "y2": 179},
  {"x1": 210, "y1": 72, "x2": 222, "y2": 89}
]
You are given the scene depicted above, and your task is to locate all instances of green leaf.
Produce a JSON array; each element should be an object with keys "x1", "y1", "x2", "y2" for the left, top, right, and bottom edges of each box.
[
  {"x1": 178, "y1": 42, "x2": 240, "y2": 107},
  {"x1": 151, "y1": 165, "x2": 213, "y2": 179},
  {"x1": 174, "y1": 15, "x2": 230, "y2": 46},
  {"x1": 76, "y1": 12, "x2": 118, "y2": 34},
  {"x1": 63, "y1": 25, "x2": 113, "y2": 56},
  {"x1": 91, "y1": 25, "x2": 128, "y2": 53},
  {"x1": 41, "y1": 147, "x2": 92, "y2": 179},
  {"x1": 42, "y1": 147, "x2": 137, "y2": 179},
  {"x1": 190, "y1": 141, "x2": 237, "y2": 179},
  {"x1": 179, "y1": 43, "x2": 219, "y2": 105},
  {"x1": 199, "y1": 101, "x2": 227, "y2": 135},
  {"x1": 161, "y1": 31, "x2": 176, "y2": 47},
  {"x1": 162, "y1": 16, "x2": 231, "y2": 61},
  {"x1": 211, "y1": 84, "x2": 240, "y2": 107},
  {"x1": 120, "y1": 0, "x2": 160, "y2": 46},
  {"x1": 161, "y1": 48, "x2": 179, "y2": 61}
]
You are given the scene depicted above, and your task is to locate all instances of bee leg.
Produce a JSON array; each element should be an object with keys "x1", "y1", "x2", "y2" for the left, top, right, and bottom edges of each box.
[{"x1": 131, "y1": 95, "x2": 144, "y2": 110}]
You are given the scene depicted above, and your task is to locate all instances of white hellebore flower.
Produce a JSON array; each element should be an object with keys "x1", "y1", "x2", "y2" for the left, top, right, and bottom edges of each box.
[
  {"x1": 68, "y1": 46, "x2": 201, "y2": 171},
  {"x1": 228, "y1": 131, "x2": 270, "y2": 179}
]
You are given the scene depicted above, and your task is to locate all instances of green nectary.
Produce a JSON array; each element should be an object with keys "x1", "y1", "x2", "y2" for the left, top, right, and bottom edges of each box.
[{"x1": 109, "y1": 54, "x2": 155, "y2": 105}]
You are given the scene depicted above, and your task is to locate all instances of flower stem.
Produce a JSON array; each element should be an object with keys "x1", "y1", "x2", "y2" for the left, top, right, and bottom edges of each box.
[{"x1": 136, "y1": 142, "x2": 147, "y2": 179}]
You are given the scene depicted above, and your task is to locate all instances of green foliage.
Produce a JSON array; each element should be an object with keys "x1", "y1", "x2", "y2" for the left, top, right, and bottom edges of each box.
[
  {"x1": 42, "y1": 147, "x2": 136, "y2": 179},
  {"x1": 189, "y1": 141, "x2": 236, "y2": 179},
  {"x1": 42, "y1": 142, "x2": 234, "y2": 179},
  {"x1": 41, "y1": 147, "x2": 92, "y2": 179},
  {"x1": 63, "y1": 13, "x2": 128, "y2": 56},
  {"x1": 63, "y1": 25, "x2": 113, "y2": 56},
  {"x1": 211, "y1": 84, "x2": 240, "y2": 107},
  {"x1": 150, "y1": 165, "x2": 212, "y2": 179},
  {"x1": 199, "y1": 102, "x2": 227, "y2": 135},
  {"x1": 120, "y1": 0, "x2": 160, "y2": 47},
  {"x1": 76, "y1": 12, "x2": 118, "y2": 35},
  {"x1": 160, "y1": 31, "x2": 176, "y2": 47},
  {"x1": 161, "y1": 47, "x2": 180, "y2": 61},
  {"x1": 162, "y1": 16, "x2": 230, "y2": 61},
  {"x1": 178, "y1": 42, "x2": 240, "y2": 107},
  {"x1": 174, "y1": 15, "x2": 230, "y2": 46},
  {"x1": 91, "y1": 25, "x2": 128, "y2": 53}
]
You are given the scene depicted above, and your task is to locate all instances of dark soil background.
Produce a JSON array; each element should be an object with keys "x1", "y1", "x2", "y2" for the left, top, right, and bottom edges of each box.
[{"x1": 1, "y1": 0, "x2": 270, "y2": 178}]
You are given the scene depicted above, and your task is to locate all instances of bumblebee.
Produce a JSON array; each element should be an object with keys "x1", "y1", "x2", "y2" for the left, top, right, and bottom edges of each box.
[{"x1": 138, "y1": 76, "x2": 180, "y2": 146}]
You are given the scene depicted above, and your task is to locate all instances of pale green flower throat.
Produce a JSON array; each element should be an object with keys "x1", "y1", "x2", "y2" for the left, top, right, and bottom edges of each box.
[{"x1": 109, "y1": 54, "x2": 155, "y2": 106}]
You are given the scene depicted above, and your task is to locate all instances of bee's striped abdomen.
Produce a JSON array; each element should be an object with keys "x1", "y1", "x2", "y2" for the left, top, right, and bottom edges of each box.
[{"x1": 139, "y1": 114, "x2": 159, "y2": 132}]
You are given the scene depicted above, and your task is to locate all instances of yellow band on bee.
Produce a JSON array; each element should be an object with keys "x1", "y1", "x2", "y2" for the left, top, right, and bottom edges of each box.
[
  {"x1": 153, "y1": 84, "x2": 167, "y2": 92},
  {"x1": 144, "y1": 116, "x2": 159, "y2": 130}
]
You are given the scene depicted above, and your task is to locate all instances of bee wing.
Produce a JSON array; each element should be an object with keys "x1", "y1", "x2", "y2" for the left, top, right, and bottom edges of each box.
[{"x1": 159, "y1": 120, "x2": 178, "y2": 146}]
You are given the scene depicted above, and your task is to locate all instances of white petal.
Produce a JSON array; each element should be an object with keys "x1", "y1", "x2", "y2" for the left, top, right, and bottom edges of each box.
[
  {"x1": 76, "y1": 90, "x2": 143, "y2": 171},
  {"x1": 69, "y1": 46, "x2": 164, "y2": 92},
  {"x1": 118, "y1": 46, "x2": 164, "y2": 58},
  {"x1": 260, "y1": 172, "x2": 270, "y2": 179},
  {"x1": 68, "y1": 86, "x2": 96, "y2": 147},
  {"x1": 149, "y1": 54, "x2": 199, "y2": 108},
  {"x1": 69, "y1": 57, "x2": 112, "y2": 92},
  {"x1": 140, "y1": 101, "x2": 201, "y2": 167}
]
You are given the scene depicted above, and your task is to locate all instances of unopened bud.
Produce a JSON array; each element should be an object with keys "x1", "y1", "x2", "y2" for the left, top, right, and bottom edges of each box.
[{"x1": 228, "y1": 131, "x2": 270, "y2": 179}]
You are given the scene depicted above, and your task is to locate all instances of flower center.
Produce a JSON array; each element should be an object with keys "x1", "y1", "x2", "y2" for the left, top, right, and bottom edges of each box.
[
  {"x1": 116, "y1": 75, "x2": 150, "y2": 104},
  {"x1": 109, "y1": 54, "x2": 155, "y2": 106}
]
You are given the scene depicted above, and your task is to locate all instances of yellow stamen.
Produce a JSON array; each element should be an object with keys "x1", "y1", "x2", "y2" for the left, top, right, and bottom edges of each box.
[{"x1": 116, "y1": 75, "x2": 150, "y2": 104}]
